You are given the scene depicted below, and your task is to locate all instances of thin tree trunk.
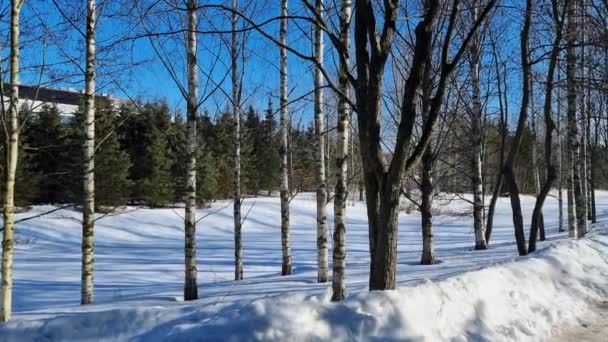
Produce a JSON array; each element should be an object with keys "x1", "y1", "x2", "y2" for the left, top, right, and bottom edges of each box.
[
  {"x1": 0, "y1": 0, "x2": 23, "y2": 322},
  {"x1": 279, "y1": 0, "x2": 291, "y2": 276},
  {"x1": 529, "y1": 80, "x2": 545, "y2": 241},
  {"x1": 528, "y1": 0, "x2": 564, "y2": 252},
  {"x1": 313, "y1": 0, "x2": 328, "y2": 284},
  {"x1": 579, "y1": 0, "x2": 589, "y2": 227},
  {"x1": 486, "y1": 57, "x2": 507, "y2": 244},
  {"x1": 184, "y1": 0, "x2": 199, "y2": 300},
  {"x1": 469, "y1": 19, "x2": 487, "y2": 250},
  {"x1": 331, "y1": 0, "x2": 351, "y2": 302},
  {"x1": 81, "y1": 0, "x2": 96, "y2": 306},
  {"x1": 557, "y1": 68, "x2": 564, "y2": 232},
  {"x1": 566, "y1": 0, "x2": 585, "y2": 239},
  {"x1": 420, "y1": 146, "x2": 434, "y2": 265},
  {"x1": 232, "y1": 0, "x2": 243, "y2": 281},
  {"x1": 503, "y1": 0, "x2": 533, "y2": 257},
  {"x1": 486, "y1": 56, "x2": 507, "y2": 244}
]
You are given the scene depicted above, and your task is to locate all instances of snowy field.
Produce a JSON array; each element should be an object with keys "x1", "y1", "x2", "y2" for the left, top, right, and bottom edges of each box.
[{"x1": 0, "y1": 192, "x2": 607, "y2": 341}]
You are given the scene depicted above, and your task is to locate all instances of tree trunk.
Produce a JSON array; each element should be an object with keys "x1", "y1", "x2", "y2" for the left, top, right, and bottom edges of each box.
[
  {"x1": 313, "y1": 0, "x2": 328, "y2": 284},
  {"x1": 0, "y1": 0, "x2": 23, "y2": 322},
  {"x1": 502, "y1": 0, "x2": 533, "y2": 257},
  {"x1": 557, "y1": 67, "x2": 564, "y2": 232},
  {"x1": 486, "y1": 59, "x2": 507, "y2": 244},
  {"x1": 529, "y1": 81, "x2": 546, "y2": 241},
  {"x1": 528, "y1": 0, "x2": 564, "y2": 252},
  {"x1": 420, "y1": 146, "x2": 434, "y2": 265},
  {"x1": 184, "y1": 0, "x2": 199, "y2": 300},
  {"x1": 331, "y1": 0, "x2": 351, "y2": 302},
  {"x1": 232, "y1": 0, "x2": 243, "y2": 281},
  {"x1": 279, "y1": 0, "x2": 291, "y2": 276},
  {"x1": 81, "y1": 0, "x2": 96, "y2": 306},
  {"x1": 566, "y1": 0, "x2": 585, "y2": 239},
  {"x1": 469, "y1": 22, "x2": 487, "y2": 250}
]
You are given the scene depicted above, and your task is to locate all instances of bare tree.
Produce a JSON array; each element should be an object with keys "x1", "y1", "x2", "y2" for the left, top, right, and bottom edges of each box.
[
  {"x1": 349, "y1": 0, "x2": 497, "y2": 290},
  {"x1": 184, "y1": 0, "x2": 199, "y2": 300},
  {"x1": 502, "y1": 0, "x2": 533, "y2": 256},
  {"x1": 467, "y1": 1, "x2": 487, "y2": 250},
  {"x1": 313, "y1": 0, "x2": 328, "y2": 283},
  {"x1": 279, "y1": 0, "x2": 291, "y2": 276},
  {"x1": 0, "y1": 0, "x2": 24, "y2": 322},
  {"x1": 80, "y1": 0, "x2": 97, "y2": 305},
  {"x1": 566, "y1": 0, "x2": 585, "y2": 239},
  {"x1": 528, "y1": 0, "x2": 567, "y2": 252},
  {"x1": 232, "y1": 0, "x2": 243, "y2": 281},
  {"x1": 331, "y1": 0, "x2": 351, "y2": 302},
  {"x1": 485, "y1": 37, "x2": 508, "y2": 244}
]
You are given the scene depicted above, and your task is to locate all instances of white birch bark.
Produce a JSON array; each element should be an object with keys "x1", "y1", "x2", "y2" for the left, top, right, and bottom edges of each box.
[
  {"x1": 557, "y1": 79, "x2": 564, "y2": 232},
  {"x1": 81, "y1": 0, "x2": 96, "y2": 306},
  {"x1": 279, "y1": 0, "x2": 292, "y2": 276},
  {"x1": 566, "y1": 0, "x2": 584, "y2": 239},
  {"x1": 231, "y1": 0, "x2": 243, "y2": 281},
  {"x1": 313, "y1": 0, "x2": 328, "y2": 283},
  {"x1": 1, "y1": 0, "x2": 24, "y2": 322},
  {"x1": 184, "y1": 0, "x2": 199, "y2": 300},
  {"x1": 468, "y1": 11, "x2": 487, "y2": 250},
  {"x1": 331, "y1": 0, "x2": 351, "y2": 302}
]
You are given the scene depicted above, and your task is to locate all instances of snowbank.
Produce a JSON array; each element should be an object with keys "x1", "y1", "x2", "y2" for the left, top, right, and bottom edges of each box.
[{"x1": 1, "y1": 228, "x2": 607, "y2": 341}]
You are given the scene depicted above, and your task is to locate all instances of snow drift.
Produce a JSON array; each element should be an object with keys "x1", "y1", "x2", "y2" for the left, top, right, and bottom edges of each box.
[{"x1": 1, "y1": 228, "x2": 607, "y2": 341}]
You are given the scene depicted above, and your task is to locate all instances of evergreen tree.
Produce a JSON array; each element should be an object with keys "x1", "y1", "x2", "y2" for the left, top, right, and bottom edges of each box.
[
  {"x1": 94, "y1": 104, "x2": 132, "y2": 207},
  {"x1": 65, "y1": 102, "x2": 132, "y2": 207},
  {"x1": 259, "y1": 99, "x2": 279, "y2": 194},
  {"x1": 242, "y1": 105, "x2": 262, "y2": 195},
  {"x1": 118, "y1": 101, "x2": 174, "y2": 206},
  {"x1": 24, "y1": 105, "x2": 67, "y2": 204},
  {"x1": 196, "y1": 112, "x2": 220, "y2": 204}
]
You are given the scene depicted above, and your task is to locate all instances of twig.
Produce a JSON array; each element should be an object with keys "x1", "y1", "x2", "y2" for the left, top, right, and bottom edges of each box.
[
  {"x1": 0, "y1": 205, "x2": 76, "y2": 232},
  {"x1": 195, "y1": 201, "x2": 232, "y2": 224},
  {"x1": 94, "y1": 207, "x2": 140, "y2": 222},
  {"x1": 240, "y1": 200, "x2": 256, "y2": 226}
]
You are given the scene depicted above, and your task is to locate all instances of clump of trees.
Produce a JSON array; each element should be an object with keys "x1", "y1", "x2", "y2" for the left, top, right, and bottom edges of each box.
[{"x1": 4, "y1": 101, "x2": 318, "y2": 209}]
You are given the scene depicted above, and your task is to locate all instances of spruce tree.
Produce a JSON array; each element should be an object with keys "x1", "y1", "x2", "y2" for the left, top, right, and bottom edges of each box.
[
  {"x1": 94, "y1": 103, "x2": 132, "y2": 207},
  {"x1": 259, "y1": 99, "x2": 279, "y2": 195},
  {"x1": 24, "y1": 105, "x2": 66, "y2": 204}
]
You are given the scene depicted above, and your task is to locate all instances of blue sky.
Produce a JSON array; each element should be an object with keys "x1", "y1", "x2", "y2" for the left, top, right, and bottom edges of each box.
[{"x1": 4, "y1": 0, "x2": 537, "y2": 129}]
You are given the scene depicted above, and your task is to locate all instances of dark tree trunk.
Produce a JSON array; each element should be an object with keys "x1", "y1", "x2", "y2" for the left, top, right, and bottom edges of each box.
[{"x1": 528, "y1": 0, "x2": 565, "y2": 253}]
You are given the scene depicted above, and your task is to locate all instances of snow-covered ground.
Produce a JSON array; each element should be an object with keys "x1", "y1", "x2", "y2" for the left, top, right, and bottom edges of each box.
[{"x1": 0, "y1": 192, "x2": 607, "y2": 341}]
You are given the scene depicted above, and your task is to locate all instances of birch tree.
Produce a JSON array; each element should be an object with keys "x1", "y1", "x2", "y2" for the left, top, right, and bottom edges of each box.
[
  {"x1": 566, "y1": 0, "x2": 584, "y2": 239},
  {"x1": 331, "y1": 0, "x2": 351, "y2": 302},
  {"x1": 0, "y1": 0, "x2": 24, "y2": 322},
  {"x1": 231, "y1": 0, "x2": 243, "y2": 281},
  {"x1": 184, "y1": 0, "x2": 199, "y2": 299},
  {"x1": 467, "y1": 2, "x2": 487, "y2": 250},
  {"x1": 80, "y1": 0, "x2": 97, "y2": 305},
  {"x1": 279, "y1": 0, "x2": 291, "y2": 276},
  {"x1": 313, "y1": 0, "x2": 328, "y2": 283}
]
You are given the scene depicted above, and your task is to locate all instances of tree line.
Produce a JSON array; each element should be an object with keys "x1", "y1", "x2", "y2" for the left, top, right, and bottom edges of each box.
[{"x1": 2, "y1": 100, "x2": 327, "y2": 208}]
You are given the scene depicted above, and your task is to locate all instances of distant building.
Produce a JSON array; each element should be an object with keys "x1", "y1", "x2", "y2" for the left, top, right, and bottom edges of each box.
[{"x1": 1, "y1": 84, "x2": 120, "y2": 119}]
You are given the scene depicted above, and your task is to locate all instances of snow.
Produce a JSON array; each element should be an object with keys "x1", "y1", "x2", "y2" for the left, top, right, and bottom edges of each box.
[{"x1": 0, "y1": 192, "x2": 607, "y2": 341}]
